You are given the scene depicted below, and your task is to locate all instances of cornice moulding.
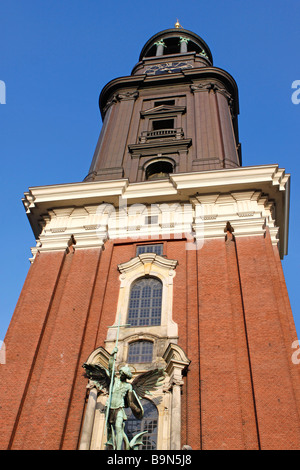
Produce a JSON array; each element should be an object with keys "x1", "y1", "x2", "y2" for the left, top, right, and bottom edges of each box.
[
  {"x1": 140, "y1": 105, "x2": 186, "y2": 118},
  {"x1": 128, "y1": 138, "x2": 192, "y2": 155},
  {"x1": 23, "y1": 164, "x2": 290, "y2": 259},
  {"x1": 99, "y1": 66, "x2": 239, "y2": 118},
  {"x1": 23, "y1": 165, "x2": 288, "y2": 207}
]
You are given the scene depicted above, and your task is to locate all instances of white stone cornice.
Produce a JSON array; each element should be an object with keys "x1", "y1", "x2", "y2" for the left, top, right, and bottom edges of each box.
[
  {"x1": 170, "y1": 165, "x2": 289, "y2": 192},
  {"x1": 22, "y1": 179, "x2": 129, "y2": 212},
  {"x1": 23, "y1": 164, "x2": 290, "y2": 259},
  {"x1": 23, "y1": 165, "x2": 289, "y2": 213}
]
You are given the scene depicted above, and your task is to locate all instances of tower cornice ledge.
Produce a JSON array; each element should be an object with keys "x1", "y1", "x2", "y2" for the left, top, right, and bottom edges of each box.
[{"x1": 99, "y1": 66, "x2": 239, "y2": 119}]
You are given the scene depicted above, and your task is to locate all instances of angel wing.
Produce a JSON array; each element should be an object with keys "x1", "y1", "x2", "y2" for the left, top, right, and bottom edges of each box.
[
  {"x1": 82, "y1": 363, "x2": 110, "y2": 392},
  {"x1": 131, "y1": 368, "x2": 166, "y2": 399}
]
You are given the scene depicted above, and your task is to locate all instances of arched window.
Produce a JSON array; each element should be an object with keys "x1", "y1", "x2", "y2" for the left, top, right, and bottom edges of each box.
[
  {"x1": 127, "y1": 277, "x2": 162, "y2": 327},
  {"x1": 146, "y1": 161, "x2": 173, "y2": 180},
  {"x1": 128, "y1": 340, "x2": 153, "y2": 363},
  {"x1": 125, "y1": 399, "x2": 158, "y2": 450}
]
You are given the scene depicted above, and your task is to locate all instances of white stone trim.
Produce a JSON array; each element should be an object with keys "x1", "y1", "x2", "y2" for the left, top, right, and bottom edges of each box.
[
  {"x1": 191, "y1": 190, "x2": 279, "y2": 245},
  {"x1": 105, "y1": 253, "x2": 178, "y2": 354},
  {"x1": 23, "y1": 164, "x2": 290, "y2": 259},
  {"x1": 163, "y1": 343, "x2": 191, "y2": 450},
  {"x1": 23, "y1": 165, "x2": 288, "y2": 210}
]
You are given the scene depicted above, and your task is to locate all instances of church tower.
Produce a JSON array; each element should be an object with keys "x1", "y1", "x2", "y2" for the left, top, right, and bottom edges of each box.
[{"x1": 1, "y1": 25, "x2": 299, "y2": 451}]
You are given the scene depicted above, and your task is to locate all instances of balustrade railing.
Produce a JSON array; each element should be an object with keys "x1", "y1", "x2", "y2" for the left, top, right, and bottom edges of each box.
[{"x1": 139, "y1": 128, "x2": 184, "y2": 142}]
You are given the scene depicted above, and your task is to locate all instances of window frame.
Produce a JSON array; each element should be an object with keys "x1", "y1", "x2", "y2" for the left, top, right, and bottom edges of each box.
[
  {"x1": 127, "y1": 340, "x2": 154, "y2": 364},
  {"x1": 124, "y1": 398, "x2": 158, "y2": 450},
  {"x1": 136, "y1": 244, "x2": 163, "y2": 256},
  {"x1": 143, "y1": 157, "x2": 176, "y2": 182},
  {"x1": 151, "y1": 118, "x2": 175, "y2": 131},
  {"x1": 105, "y1": 252, "x2": 178, "y2": 360},
  {"x1": 127, "y1": 276, "x2": 162, "y2": 328}
]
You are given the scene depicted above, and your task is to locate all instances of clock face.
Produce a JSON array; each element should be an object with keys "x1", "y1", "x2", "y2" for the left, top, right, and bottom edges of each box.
[{"x1": 145, "y1": 62, "x2": 193, "y2": 75}]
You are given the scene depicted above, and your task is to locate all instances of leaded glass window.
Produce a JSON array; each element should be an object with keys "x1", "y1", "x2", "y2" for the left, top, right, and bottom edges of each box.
[
  {"x1": 125, "y1": 399, "x2": 158, "y2": 450},
  {"x1": 128, "y1": 341, "x2": 153, "y2": 363},
  {"x1": 136, "y1": 244, "x2": 163, "y2": 256},
  {"x1": 127, "y1": 277, "x2": 162, "y2": 327}
]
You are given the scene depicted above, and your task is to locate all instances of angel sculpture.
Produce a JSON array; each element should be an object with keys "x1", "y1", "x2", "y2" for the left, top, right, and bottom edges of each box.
[{"x1": 82, "y1": 347, "x2": 165, "y2": 450}]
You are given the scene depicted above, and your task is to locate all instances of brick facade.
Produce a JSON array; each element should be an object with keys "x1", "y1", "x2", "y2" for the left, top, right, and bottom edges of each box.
[{"x1": 1, "y1": 233, "x2": 300, "y2": 449}]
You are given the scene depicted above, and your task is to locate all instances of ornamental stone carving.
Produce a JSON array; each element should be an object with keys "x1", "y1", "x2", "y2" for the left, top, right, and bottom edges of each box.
[
  {"x1": 117, "y1": 91, "x2": 139, "y2": 101},
  {"x1": 190, "y1": 81, "x2": 233, "y2": 106}
]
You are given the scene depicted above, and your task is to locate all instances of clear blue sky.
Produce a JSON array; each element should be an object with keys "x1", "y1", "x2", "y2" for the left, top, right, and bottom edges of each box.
[{"x1": 0, "y1": 1, "x2": 299, "y2": 341}]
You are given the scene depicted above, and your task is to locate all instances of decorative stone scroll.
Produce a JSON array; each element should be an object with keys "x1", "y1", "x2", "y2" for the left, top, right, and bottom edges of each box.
[{"x1": 190, "y1": 81, "x2": 234, "y2": 110}]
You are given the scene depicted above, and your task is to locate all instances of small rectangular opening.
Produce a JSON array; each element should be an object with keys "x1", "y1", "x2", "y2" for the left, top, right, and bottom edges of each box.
[
  {"x1": 154, "y1": 100, "x2": 175, "y2": 107},
  {"x1": 152, "y1": 119, "x2": 174, "y2": 130},
  {"x1": 136, "y1": 244, "x2": 163, "y2": 256},
  {"x1": 144, "y1": 215, "x2": 159, "y2": 225}
]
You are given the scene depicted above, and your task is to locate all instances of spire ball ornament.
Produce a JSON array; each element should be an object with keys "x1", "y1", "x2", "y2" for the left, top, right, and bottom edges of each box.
[{"x1": 175, "y1": 19, "x2": 183, "y2": 28}]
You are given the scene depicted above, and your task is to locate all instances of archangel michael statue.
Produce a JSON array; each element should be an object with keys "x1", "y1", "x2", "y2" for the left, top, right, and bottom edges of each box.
[{"x1": 83, "y1": 346, "x2": 165, "y2": 450}]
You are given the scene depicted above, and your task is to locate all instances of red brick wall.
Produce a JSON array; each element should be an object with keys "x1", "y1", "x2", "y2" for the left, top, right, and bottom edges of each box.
[
  {"x1": 0, "y1": 250, "x2": 66, "y2": 449},
  {"x1": 191, "y1": 237, "x2": 258, "y2": 449},
  {"x1": 235, "y1": 233, "x2": 300, "y2": 449},
  {"x1": 1, "y1": 234, "x2": 300, "y2": 450}
]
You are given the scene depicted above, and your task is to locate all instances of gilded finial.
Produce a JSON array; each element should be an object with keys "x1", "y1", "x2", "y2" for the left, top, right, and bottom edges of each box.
[{"x1": 175, "y1": 19, "x2": 183, "y2": 29}]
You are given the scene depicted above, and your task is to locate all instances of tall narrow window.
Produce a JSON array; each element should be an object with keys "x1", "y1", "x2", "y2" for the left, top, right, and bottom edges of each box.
[
  {"x1": 127, "y1": 277, "x2": 162, "y2": 327},
  {"x1": 125, "y1": 399, "x2": 158, "y2": 450}
]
